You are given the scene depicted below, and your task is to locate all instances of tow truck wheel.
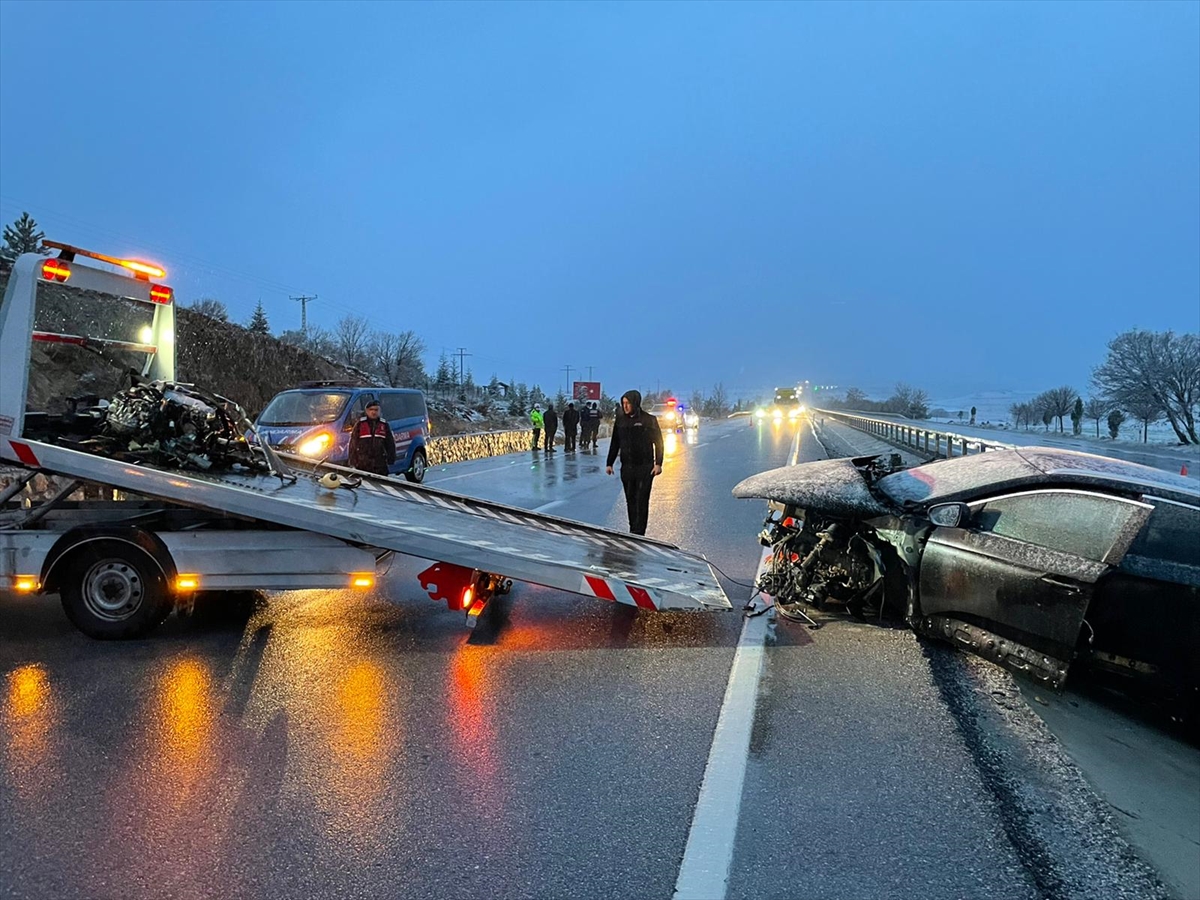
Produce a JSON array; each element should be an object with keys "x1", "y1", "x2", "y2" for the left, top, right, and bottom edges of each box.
[
  {"x1": 405, "y1": 449, "x2": 427, "y2": 483},
  {"x1": 60, "y1": 544, "x2": 171, "y2": 639}
]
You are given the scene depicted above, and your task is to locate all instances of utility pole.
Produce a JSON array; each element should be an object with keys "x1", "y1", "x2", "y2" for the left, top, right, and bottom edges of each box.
[
  {"x1": 291, "y1": 294, "x2": 316, "y2": 335},
  {"x1": 563, "y1": 364, "x2": 574, "y2": 396},
  {"x1": 584, "y1": 365, "x2": 594, "y2": 381},
  {"x1": 455, "y1": 347, "x2": 472, "y2": 386}
]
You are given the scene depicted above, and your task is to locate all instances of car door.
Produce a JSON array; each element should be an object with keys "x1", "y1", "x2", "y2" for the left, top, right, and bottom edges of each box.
[{"x1": 917, "y1": 488, "x2": 1152, "y2": 688}]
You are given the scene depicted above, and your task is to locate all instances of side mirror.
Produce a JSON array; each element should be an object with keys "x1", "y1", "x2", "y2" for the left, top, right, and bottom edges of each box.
[{"x1": 929, "y1": 502, "x2": 972, "y2": 528}]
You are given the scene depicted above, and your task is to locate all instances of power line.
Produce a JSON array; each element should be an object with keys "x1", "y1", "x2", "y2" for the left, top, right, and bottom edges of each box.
[{"x1": 563, "y1": 364, "x2": 574, "y2": 394}]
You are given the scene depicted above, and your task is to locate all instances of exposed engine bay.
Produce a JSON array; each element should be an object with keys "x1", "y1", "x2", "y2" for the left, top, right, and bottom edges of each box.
[
  {"x1": 753, "y1": 454, "x2": 910, "y2": 623},
  {"x1": 23, "y1": 377, "x2": 270, "y2": 474}
]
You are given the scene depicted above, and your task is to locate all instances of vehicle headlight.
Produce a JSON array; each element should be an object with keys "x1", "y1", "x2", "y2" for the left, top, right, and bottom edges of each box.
[
  {"x1": 755, "y1": 409, "x2": 765, "y2": 419},
  {"x1": 772, "y1": 409, "x2": 784, "y2": 419},
  {"x1": 788, "y1": 408, "x2": 800, "y2": 418},
  {"x1": 297, "y1": 431, "x2": 334, "y2": 457}
]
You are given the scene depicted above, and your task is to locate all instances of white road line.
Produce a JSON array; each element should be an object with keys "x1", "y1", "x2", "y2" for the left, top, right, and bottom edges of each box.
[
  {"x1": 533, "y1": 499, "x2": 567, "y2": 513},
  {"x1": 428, "y1": 459, "x2": 526, "y2": 482},
  {"x1": 674, "y1": 424, "x2": 801, "y2": 900},
  {"x1": 692, "y1": 442, "x2": 710, "y2": 448},
  {"x1": 673, "y1": 547, "x2": 773, "y2": 900}
]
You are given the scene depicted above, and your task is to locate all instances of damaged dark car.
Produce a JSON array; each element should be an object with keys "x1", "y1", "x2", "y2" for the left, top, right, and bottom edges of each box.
[{"x1": 734, "y1": 447, "x2": 1199, "y2": 717}]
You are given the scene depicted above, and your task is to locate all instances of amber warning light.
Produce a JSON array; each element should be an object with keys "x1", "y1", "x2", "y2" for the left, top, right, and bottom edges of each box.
[{"x1": 42, "y1": 240, "x2": 167, "y2": 280}]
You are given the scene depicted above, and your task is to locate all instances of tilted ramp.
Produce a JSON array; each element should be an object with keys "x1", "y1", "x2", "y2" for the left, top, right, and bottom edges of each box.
[{"x1": 5, "y1": 439, "x2": 731, "y2": 611}]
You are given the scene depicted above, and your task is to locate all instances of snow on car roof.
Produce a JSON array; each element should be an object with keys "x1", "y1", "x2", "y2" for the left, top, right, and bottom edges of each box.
[{"x1": 877, "y1": 446, "x2": 1198, "y2": 507}]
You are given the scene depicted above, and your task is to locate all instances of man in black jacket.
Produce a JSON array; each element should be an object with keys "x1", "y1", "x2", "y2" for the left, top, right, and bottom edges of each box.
[
  {"x1": 562, "y1": 402, "x2": 580, "y2": 452},
  {"x1": 542, "y1": 403, "x2": 558, "y2": 453},
  {"x1": 348, "y1": 400, "x2": 396, "y2": 475},
  {"x1": 605, "y1": 390, "x2": 663, "y2": 535}
]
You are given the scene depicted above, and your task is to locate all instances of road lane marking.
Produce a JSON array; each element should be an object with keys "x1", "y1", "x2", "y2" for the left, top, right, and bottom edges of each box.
[
  {"x1": 533, "y1": 499, "x2": 567, "y2": 513},
  {"x1": 673, "y1": 547, "x2": 773, "y2": 900},
  {"x1": 674, "y1": 424, "x2": 801, "y2": 900},
  {"x1": 428, "y1": 459, "x2": 526, "y2": 482}
]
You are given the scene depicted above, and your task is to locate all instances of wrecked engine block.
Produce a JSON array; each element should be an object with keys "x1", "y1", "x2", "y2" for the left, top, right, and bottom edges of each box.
[{"x1": 24, "y1": 379, "x2": 271, "y2": 475}]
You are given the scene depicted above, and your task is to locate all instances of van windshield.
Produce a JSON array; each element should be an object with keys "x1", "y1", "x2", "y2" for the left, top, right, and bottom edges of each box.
[{"x1": 258, "y1": 391, "x2": 351, "y2": 426}]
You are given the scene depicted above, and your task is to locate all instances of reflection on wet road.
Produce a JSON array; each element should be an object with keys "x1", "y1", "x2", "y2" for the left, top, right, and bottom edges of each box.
[{"x1": 0, "y1": 419, "x2": 793, "y2": 899}]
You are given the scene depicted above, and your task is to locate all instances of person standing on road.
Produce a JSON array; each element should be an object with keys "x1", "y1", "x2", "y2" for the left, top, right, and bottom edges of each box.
[
  {"x1": 543, "y1": 403, "x2": 558, "y2": 453},
  {"x1": 563, "y1": 402, "x2": 580, "y2": 452},
  {"x1": 530, "y1": 404, "x2": 544, "y2": 452},
  {"x1": 606, "y1": 390, "x2": 663, "y2": 535},
  {"x1": 348, "y1": 399, "x2": 396, "y2": 476},
  {"x1": 583, "y1": 400, "x2": 601, "y2": 451}
]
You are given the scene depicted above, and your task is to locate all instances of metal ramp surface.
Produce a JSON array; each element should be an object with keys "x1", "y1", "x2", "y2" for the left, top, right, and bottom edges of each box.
[{"x1": 5, "y1": 439, "x2": 730, "y2": 611}]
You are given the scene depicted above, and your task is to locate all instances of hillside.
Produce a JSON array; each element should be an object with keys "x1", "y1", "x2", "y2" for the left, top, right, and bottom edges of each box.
[{"x1": 3, "y1": 270, "x2": 517, "y2": 433}]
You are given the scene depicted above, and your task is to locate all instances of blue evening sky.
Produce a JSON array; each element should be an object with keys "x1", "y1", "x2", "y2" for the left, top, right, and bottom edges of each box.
[{"x1": 1, "y1": 1, "x2": 1197, "y2": 403}]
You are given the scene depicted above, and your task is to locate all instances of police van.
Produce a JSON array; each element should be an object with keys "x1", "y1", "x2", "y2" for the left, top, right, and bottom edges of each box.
[{"x1": 253, "y1": 383, "x2": 431, "y2": 482}]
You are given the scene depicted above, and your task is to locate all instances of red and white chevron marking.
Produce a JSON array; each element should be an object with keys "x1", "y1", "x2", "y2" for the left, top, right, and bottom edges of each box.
[{"x1": 581, "y1": 573, "x2": 659, "y2": 610}]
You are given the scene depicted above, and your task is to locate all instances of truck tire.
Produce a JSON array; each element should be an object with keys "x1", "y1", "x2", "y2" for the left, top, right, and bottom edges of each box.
[
  {"x1": 405, "y1": 449, "x2": 427, "y2": 483},
  {"x1": 59, "y1": 543, "x2": 171, "y2": 639}
]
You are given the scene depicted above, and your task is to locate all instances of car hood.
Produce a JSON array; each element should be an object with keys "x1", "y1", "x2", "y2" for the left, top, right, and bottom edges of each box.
[{"x1": 732, "y1": 456, "x2": 895, "y2": 518}]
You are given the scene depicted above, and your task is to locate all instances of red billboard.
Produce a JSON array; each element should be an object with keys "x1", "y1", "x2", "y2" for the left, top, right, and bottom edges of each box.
[{"x1": 573, "y1": 381, "x2": 601, "y2": 401}]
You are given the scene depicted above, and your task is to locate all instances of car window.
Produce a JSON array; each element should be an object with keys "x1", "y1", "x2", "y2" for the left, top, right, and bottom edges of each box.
[
  {"x1": 379, "y1": 392, "x2": 426, "y2": 421},
  {"x1": 1127, "y1": 497, "x2": 1200, "y2": 568},
  {"x1": 343, "y1": 394, "x2": 372, "y2": 428},
  {"x1": 258, "y1": 391, "x2": 350, "y2": 426},
  {"x1": 969, "y1": 489, "x2": 1149, "y2": 563}
]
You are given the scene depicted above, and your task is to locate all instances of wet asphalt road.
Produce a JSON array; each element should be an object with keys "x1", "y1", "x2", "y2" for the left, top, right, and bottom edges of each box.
[
  {"x1": 0, "y1": 419, "x2": 1171, "y2": 899},
  {"x1": 1, "y1": 420, "x2": 780, "y2": 900}
]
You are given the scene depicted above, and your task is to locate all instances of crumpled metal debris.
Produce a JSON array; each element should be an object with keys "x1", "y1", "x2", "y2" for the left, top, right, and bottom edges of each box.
[{"x1": 80, "y1": 379, "x2": 269, "y2": 474}]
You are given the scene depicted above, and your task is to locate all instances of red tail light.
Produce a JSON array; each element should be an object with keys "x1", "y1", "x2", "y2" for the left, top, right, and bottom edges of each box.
[
  {"x1": 149, "y1": 284, "x2": 174, "y2": 304},
  {"x1": 41, "y1": 259, "x2": 71, "y2": 282}
]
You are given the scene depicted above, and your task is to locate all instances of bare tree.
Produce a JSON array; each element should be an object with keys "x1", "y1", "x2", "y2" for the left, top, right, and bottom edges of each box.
[
  {"x1": 1036, "y1": 386, "x2": 1076, "y2": 433},
  {"x1": 335, "y1": 315, "x2": 373, "y2": 370},
  {"x1": 704, "y1": 382, "x2": 729, "y2": 417},
  {"x1": 373, "y1": 329, "x2": 427, "y2": 387},
  {"x1": 1083, "y1": 396, "x2": 1109, "y2": 438},
  {"x1": 188, "y1": 298, "x2": 229, "y2": 322},
  {"x1": 1094, "y1": 329, "x2": 1199, "y2": 444},
  {"x1": 1124, "y1": 390, "x2": 1164, "y2": 443},
  {"x1": 843, "y1": 387, "x2": 868, "y2": 409}
]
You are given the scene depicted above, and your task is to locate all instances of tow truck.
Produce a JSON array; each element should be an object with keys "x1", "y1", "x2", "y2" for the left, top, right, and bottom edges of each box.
[{"x1": 0, "y1": 244, "x2": 730, "y2": 638}]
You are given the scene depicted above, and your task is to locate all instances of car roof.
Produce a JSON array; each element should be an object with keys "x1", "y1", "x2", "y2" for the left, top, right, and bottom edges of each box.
[{"x1": 876, "y1": 446, "x2": 1199, "y2": 508}]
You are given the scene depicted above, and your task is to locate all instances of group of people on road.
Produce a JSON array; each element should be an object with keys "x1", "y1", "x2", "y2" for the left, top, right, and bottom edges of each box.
[
  {"x1": 351, "y1": 391, "x2": 663, "y2": 536},
  {"x1": 530, "y1": 400, "x2": 602, "y2": 454},
  {"x1": 528, "y1": 391, "x2": 663, "y2": 535}
]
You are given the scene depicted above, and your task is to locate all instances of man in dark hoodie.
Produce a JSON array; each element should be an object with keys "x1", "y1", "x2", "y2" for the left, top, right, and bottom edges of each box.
[
  {"x1": 542, "y1": 403, "x2": 558, "y2": 453},
  {"x1": 562, "y1": 402, "x2": 580, "y2": 452},
  {"x1": 605, "y1": 390, "x2": 663, "y2": 535}
]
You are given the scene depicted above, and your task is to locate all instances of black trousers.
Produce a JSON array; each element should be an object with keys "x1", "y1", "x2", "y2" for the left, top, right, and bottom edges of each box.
[
  {"x1": 620, "y1": 464, "x2": 654, "y2": 535},
  {"x1": 565, "y1": 427, "x2": 577, "y2": 451},
  {"x1": 531, "y1": 428, "x2": 541, "y2": 450}
]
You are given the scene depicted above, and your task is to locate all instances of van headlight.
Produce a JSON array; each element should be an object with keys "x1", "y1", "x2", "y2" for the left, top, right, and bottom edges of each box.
[{"x1": 297, "y1": 431, "x2": 334, "y2": 457}]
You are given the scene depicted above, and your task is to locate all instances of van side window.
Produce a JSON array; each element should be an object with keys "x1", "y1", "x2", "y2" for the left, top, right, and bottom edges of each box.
[
  {"x1": 344, "y1": 394, "x2": 372, "y2": 429},
  {"x1": 380, "y1": 392, "x2": 427, "y2": 421}
]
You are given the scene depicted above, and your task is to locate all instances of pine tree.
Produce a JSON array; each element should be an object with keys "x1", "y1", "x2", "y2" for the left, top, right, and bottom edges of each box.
[
  {"x1": 247, "y1": 300, "x2": 271, "y2": 334},
  {"x1": 969, "y1": 406, "x2": 977, "y2": 425},
  {"x1": 0, "y1": 212, "x2": 48, "y2": 263},
  {"x1": 435, "y1": 353, "x2": 454, "y2": 386}
]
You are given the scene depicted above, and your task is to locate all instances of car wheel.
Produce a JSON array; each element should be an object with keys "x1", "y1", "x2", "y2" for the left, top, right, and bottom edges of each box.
[
  {"x1": 60, "y1": 544, "x2": 171, "y2": 639},
  {"x1": 405, "y1": 449, "x2": 427, "y2": 483}
]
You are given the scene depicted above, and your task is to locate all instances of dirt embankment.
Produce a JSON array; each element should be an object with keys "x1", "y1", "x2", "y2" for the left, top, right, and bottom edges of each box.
[{"x1": 6, "y1": 272, "x2": 511, "y2": 431}]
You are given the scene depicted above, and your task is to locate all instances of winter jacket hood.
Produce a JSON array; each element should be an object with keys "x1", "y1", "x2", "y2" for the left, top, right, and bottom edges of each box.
[{"x1": 621, "y1": 390, "x2": 643, "y2": 415}]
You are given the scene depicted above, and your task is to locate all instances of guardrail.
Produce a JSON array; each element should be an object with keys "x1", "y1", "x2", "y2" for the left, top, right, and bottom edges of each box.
[{"x1": 812, "y1": 409, "x2": 1015, "y2": 460}]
